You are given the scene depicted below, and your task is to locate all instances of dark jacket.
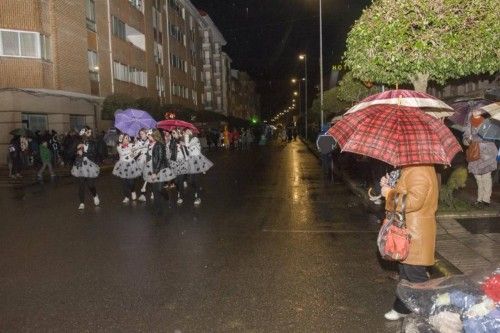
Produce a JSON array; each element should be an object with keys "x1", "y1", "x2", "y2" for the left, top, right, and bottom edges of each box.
[
  {"x1": 152, "y1": 141, "x2": 168, "y2": 173},
  {"x1": 169, "y1": 139, "x2": 178, "y2": 161},
  {"x1": 75, "y1": 139, "x2": 99, "y2": 166}
]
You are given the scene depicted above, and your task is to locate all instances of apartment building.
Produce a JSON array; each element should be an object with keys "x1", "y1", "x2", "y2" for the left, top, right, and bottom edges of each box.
[
  {"x1": 0, "y1": 0, "x2": 229, "y2": 163},
  {"x1": 164, "y1": 0, "x2": 204, "y2": 109},
  {"x1": 199, "y1": 10, "x2": 231, "y2": 116},
  {"x1": 230, "y1": 70, "x2": 260, "y2": 120}
]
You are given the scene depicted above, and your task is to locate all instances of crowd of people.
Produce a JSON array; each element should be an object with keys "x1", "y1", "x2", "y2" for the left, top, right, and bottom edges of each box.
[
  {"x1": 7, "y1": 129, "x2": 108, "y2": 180},
  {"x1": 200, "y1": 127, "x2": 255, "y2": 150},
  {"x1": 72, "y1": 126, "x2": 213, "y2": 216}
]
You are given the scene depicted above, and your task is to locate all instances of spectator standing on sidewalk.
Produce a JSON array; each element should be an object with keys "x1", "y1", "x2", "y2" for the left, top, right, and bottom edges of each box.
[
  {"x1": 463, "y1": 109, "x2": 497, "y2": 207},
  {"x1": 380, "y1": 165, "x2": 438, "y2": 321},
  {"x1": 37, "y1": 140, "x2": 55, "y2": 181}
]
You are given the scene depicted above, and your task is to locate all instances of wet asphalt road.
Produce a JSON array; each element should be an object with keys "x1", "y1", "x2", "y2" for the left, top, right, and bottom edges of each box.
[{"x1": 0, "y1": 141, "x2": 402, "y2": 332}]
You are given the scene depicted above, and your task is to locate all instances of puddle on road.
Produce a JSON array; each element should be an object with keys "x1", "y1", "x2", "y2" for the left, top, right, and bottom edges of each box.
[{"x1": 456, "y1": 217, "x2": 500, "y2": 234}]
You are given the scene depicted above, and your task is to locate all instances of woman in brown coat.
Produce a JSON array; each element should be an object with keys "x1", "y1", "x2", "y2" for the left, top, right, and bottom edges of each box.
[{"x1": 380, "y1": 165, "x2": 439, "y2": 320}]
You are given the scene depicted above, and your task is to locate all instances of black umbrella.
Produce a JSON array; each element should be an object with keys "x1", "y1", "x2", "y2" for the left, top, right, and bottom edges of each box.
[{"x1": 10, "y1": 128, "x2": 33, "y2": 137}]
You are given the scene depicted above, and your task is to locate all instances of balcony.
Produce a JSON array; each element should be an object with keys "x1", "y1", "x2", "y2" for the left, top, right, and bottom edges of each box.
[{"x1": 126, "y1": 25, "x2": 146, "y2": 51}]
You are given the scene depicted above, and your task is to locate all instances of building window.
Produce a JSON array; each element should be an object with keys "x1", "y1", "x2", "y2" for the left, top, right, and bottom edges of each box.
[
  {"x1": 88, "y1": 50, "x2": 99, "y2": 81},
  {"x1": 170, "y1": 53, "x2": 186, "y2": 71},
  {"x1": 156, "y1": 75, "x2": 165, "y2": 97},
  {"x1": 129, "y1": 67, "x2": 148, "y2": 87},
  {"x1": 22, "y1": 113, "x2": 48, "y2": 132},
  {"x1": 169, "y1": 24, "x2": 184, "y2": 44},
  {"x1": 206, "y1": 92, "x2": 212, "y2": 102},
  {"x1": 113, "y1": 61, "x2": 129, "y2": 81},
  {"x1": 86, "y1": 0, "x2": 96, "y2": 31},
  {"x1": 129, "y1": 0, "x2": 144, "y2": 12},
  {"x1": 154, "y1": 42, "x2": 163, "y2": 64},
  {"x1": 192, "y1": 89, "x2": 197, "y2": 105},
  {"x1": 70, "y1": 115, "x2": 87, "y2": 131},
  {"x1": 168, "y1": 0, "x2": 182, "y2": 17},
  {"x1": 40, "y1": 34, "x2": 50, "y2": 60},
  {"x1": 0, "y1": 29, "x2": 51, "y2": 59},
  {"x1": 112, "y1": 16, "x2": 126, "y2": 40},
  {"x1": 191, "y1": 66, "x2": 197, "y2": 81}
]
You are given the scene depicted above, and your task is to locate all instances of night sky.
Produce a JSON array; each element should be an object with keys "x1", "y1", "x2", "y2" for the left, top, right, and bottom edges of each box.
[{"x1": 190, "y1": 0, "x2": 371, "y2": 120}]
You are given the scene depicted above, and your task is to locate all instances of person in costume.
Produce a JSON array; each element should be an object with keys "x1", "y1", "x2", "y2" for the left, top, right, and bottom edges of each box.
[
  {"x1": 71, "y1": 126, "x2": 100, "y2": 210},
  {"x1": 170, "y1": 129, "x2": 191, "y2": 205},
  {"x1": 134, "y1": 129, "x2": 150, "y2": 202},
  {"x1": 144, "y1": 129, "x2": 175, "y2": 216},
  {"x1": 112, "y1": 133, "x2": 142, "y2": 204},
  {"x1": 182, "y1": 128, "x2": 214, "y2": 206}
]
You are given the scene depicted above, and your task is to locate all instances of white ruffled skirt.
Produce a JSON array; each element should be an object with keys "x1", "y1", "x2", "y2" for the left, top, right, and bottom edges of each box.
[{"x1": 71, "y1": 157, "x2": 100, "y2": 178}]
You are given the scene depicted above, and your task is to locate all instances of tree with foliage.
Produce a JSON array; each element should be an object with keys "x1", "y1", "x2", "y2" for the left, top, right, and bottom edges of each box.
[
  {"x1": 337, "y1": 72, "x2": 380, "y2": 103},
  {"x1": 344, "y1": 0, "x2": 500, "y2": 92},
  {"x1": 101, "y1": 93, "x2": 137, "y2": 120},
  {"x1": 136, "y1": 97, "x2": 162, "y2": 120},
  {"x1": 309, "y1": 87, "x2": 349, "y2": 123}
]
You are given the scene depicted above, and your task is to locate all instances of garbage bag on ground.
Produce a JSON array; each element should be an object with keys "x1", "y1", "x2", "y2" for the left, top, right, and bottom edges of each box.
[{"x1": 397, "y1": 264, "x2": 499, "y2": 333}]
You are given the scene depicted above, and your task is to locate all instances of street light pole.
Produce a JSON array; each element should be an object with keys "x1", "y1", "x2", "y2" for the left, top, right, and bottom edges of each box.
[
  {"x1": 299, "y1": 54, "x2": 308, "y2": 140},
  {"x1": 319, "y1": 0, "x2": 324, "y2": 129},
  {"x1": 304, "y1": 56, "x2": 308, "y2": 140}
]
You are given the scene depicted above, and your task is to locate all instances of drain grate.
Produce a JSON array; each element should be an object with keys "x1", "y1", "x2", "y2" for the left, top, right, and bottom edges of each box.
[{"x1": 456, "y1": 217, "x2": 500, "y2": 234}]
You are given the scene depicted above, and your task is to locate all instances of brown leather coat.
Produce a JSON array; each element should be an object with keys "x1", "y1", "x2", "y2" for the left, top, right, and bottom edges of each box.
[{"x1": 385, "y1": 166, "x2": 438, "y2": 266}]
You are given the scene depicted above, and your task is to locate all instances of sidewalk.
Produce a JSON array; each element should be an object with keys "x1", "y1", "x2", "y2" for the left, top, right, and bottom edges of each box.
[{"x1": 301, "y1": 137, "x2": 500, "y2": 275}]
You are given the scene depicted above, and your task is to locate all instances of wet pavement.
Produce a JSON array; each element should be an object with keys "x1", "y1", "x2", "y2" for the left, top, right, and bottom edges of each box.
[{"x1": 0, "y1": 141, "x2": 402, "y2": 332}]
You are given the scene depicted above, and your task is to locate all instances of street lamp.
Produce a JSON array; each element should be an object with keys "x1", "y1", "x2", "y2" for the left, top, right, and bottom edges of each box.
[
  {"x1": 299, "y1": 54, "x2": 308, "y2": 140},
  {"x1": 293, "y1": 91, "x2": 298, "y2": 96},
  {"x1": 291, "y1": 78, "x2": 297, "y2": 84},
  {"x1": 318, "y1": 0, "x2": 324, "y2": 129}
]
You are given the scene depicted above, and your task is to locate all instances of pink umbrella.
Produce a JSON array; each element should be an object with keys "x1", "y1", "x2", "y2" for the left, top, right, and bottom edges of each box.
[
  {"x1": 157, "y1": 119, "x2": 199, "y2": 134},
  {"x1": 345, "y1": 89, "x2": 453, "y2": 118}
]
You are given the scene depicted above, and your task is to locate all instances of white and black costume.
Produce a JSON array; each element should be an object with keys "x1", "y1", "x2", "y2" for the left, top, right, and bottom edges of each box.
[
  {"x1": 146, "y1": 140, "x2": 175, "y2": 216},
  {"x1": 71, "y1": 142, "x2": 100, "y2": 178},
  {"x1": 144, "y1": 141, "x2": 176, "y2": 184},
  {"x1": 112, "y1": 144, "x2": 142, "y2": 179},
  {"x1": 169, "y1": 140, "x2": 190, "y2": 176},
  {"x1": 175, "y1": 134, "x2": 214, "y2": 206},
  {"x1": 135, "y1": 138, "x2": 149, "y2": 171},
  {"x1": 113, "y1": 141, "x2": 142, "y2": 203},
  {"x1": 71, "y1": 128, "x2": 100, "y2": 209},
  {"x1": 186, "y1": 137, "x2": 213, "y2": 174}
]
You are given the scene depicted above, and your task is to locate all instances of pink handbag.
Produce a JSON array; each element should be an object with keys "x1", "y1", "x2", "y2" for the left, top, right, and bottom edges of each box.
[{"x1": 377, "y1": 193, "x2": 411, "y2": 261}]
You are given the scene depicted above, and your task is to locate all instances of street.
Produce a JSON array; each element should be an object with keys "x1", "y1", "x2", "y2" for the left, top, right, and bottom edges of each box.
[{"x1": 0, "y1": 141, "x2": 401, "y2": 332}]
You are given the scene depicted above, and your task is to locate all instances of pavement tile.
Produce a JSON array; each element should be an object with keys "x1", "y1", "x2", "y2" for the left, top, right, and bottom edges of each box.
[{"x1": 484, "y1": 233, "x2": 500, "y2": 243}]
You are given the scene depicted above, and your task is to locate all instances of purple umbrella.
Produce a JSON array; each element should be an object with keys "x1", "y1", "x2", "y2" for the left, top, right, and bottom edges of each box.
[
  {"x1": 114, "y1": 109, "x2": 156, "y2": 137},
  {"x1": 448, "y1": 98, "x2": 492, "y2": 127}
]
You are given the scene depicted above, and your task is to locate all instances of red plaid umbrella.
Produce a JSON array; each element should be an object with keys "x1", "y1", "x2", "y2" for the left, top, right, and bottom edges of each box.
[
  {"x1": 157, "y1": 119, "x2": 199, "y2": 133},
  {"x1": 328, "y1": 105, "x2": 461, "y2": 167},
  {"x1": 346, "y1": 89, "x2": 453, "y2": 118}
]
